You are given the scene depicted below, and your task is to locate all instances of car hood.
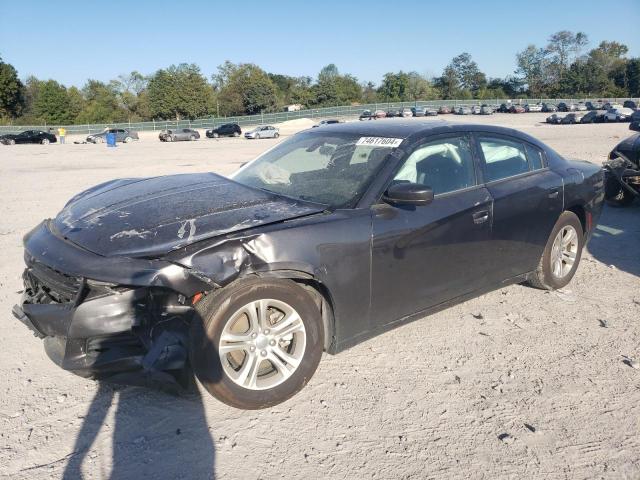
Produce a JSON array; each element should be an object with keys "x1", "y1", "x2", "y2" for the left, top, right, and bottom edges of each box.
[{"x1": 52, "y1": 173, "x2": 325, "y2": 258}]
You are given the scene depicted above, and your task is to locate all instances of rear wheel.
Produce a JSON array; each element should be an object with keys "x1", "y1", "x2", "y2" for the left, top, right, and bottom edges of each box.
[
  {"x1": 95, "y1": 136, "x2": 104, "y2": 144},
  {"x1": 213, "y1": 133, "x2": 219, "y2": 138},
  {"x1": 8, "y1": 139, "x2": 15, "y2": 145},
  {"x1": 124, "y1": 136, "x2": 133, "y2": 143},
  {"x1": 41, "y1": 138, "x2": 50, "y2": 145},
  {"x1": 190, "y1": 135, "x2": 197, "y2": 141},
  {"x1": 274, "y1": 132, "x2": 279, "y2": 138},
  {"x1": 190, "y1": 278, "x2": 324, "y2": 409},
  {"x1": 255, "y1": 133, "x2": 261, "y2": 139},
  {"x1": 233, "y1": 131, "x2": 240, "y2": 137},
  {"x1": 166, "y1": 135, "x2": 173, "y2": 142},
  {"x1": 528, "y1": 211, "x2": 584, "y2": 290}
]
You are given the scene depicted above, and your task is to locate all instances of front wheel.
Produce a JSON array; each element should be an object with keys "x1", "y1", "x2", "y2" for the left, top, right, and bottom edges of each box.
[
  {"x1": 527, "y1": 211, "x2": 584, "y2": 290},
  {"x1": 190, "y1": 278, "x2": 324, "y2": 409},
  {"x1": 41, "y1": 138, "x2": 50, "y2": 145},
  {"x1": 233, "y1": 131, "x2": 240, "y2": 137},
  {"x1": 124, "y1": 136, "x2": 133, "y2": 143},
  {"x1": 274, "y1": 132, "x2": 279, "y2": 138},
  {"x1": 190, "y1": 135, "x2": 197, "y2": 141}
]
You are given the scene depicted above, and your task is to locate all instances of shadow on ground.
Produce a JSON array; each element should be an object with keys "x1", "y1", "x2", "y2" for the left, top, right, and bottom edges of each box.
[
  {"x1": 62, "y1": 383, "x2": 215, "y2": 479},
  {"x1": 588, "y1": 202, "x2": 640, "y2": 277}
]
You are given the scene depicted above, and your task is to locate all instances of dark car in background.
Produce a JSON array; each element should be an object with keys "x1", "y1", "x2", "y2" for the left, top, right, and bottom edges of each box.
[
  {"x1": 412, "y1": 107, "x2": 426, "y2": 117},
  {"x1": 604, "y1": 122, "x2": 640, "y2": 206},
  {"x1": 159, "y1": 128, "x2": 200, "y2": 142},
  {"x1": 623, "y1": 100, "x2": 638, "y2": 109},
  {"x1": 497, "y1": 103, "x2": 510, "y2": 113},
  {"x1": 87, "y1": 128, "x2": 139, "y2": 144},
  {"x1": 585, "y1": 101, "x2": 603, "y2": 110},
  {"x1": 579, "y1": 111, "x2": 604, "y2": 124},
  {"x1": 561, "y1": 113, "x2": 585, "y2": 124},
  {"x1": 546, "y1": 113, "x2": 562, "y2": 124},
  {"x1": 557, "y1": 102, "x2": 576, "y2": 112},
  {"x1": 206, "y1": 123, "x2": 241, "y2": 138},
  {"x1": 455, "y1": 106, "x2": 472, "y2": 115},
  {"x1": 359, "y1": 110, "x2": 374, "y2": 121},
  {"x1": 542, "y1": 103, "x2": 558, "y2": 112},
  {"x1": 0, "y1": 129, "x2": 57, "y2": 145},
  {"x1": 509, "y1": 104, "x2": 526, "y2": 113},
  {"x1": 13, "y1": 121, "x2": 604, "y2": 409},
  {"x1": 313, "y1": 119, "x2": 342, "y2": 128}
]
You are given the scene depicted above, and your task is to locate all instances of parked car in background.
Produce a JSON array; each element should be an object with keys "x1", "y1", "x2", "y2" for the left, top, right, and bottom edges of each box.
[
  {"x1": 497, "y1": 103, "x2": 511, "y2": 113},
  {"x1": 603, "y1": 102, "x2": 623, "y2": 111},
  {"x1": 385, "y1": 109, "x2": 401, "y2": 118},
  {"x1": 359, "y1": 110, "x2": 373, "y2": 121},
  {"x1": 557, "y1": 102, "x2": 576, "y2": 112},
  {"x1": 400, "y1": 108, "x2": 413, "y2": 118},
  {"x1": 0, "y1": 129, "x2": 57, "y2": 145},
  {"x1": 438, "y1": 105, "x2": 452, "y2": 114},
  {"x1": 374, "y1": 110, "x2": 387, "y2": 119},
  {"x1": 159, "y1": 128, "x2": 199, "y2": 142},
  {"x1": 542, "y1": 103, "x2": 558, "y2": 112},
  {"x1": 561, "y1": 113, "x2": 585, "y2": 124},
  {"x1": 631, "y1": 109, "x2": 640, "y2": 123},
  {"x1": 87, "y1": 128, "x2": 139, "y2": 144},
  {"x1": 471, "y1": 105, "x2": 482, "y2": 114},
  {"x1": 244, "y1": 125, "x2": 280, "y2": 139},
  {"x1": 585, "y1": 101, "x2": 603, "y2": 110},
  {"x1": 604, "y1": 107, "x2": 634, "y2": 122},
  {"x1": 424, "y1": 108, "x2": 438, "y2": 116},
  {"x1": 206, "y1": 123, "x2": 242, "y2": 138},
  {"x1": 412, "y1": 107, "x2": 426, "y2": 117},
  {"x1": 603, "y1": 122, "x2": 640, "y2": 206},
  {"x1": 479, "y1": 105, "x2": 494, "y2": 115},
  {"x1": 575, "y1": 102, "x2": 588, "y2": 111},
  {"x1": 546, "y1": 114, "x2": 563, "y2": 124},
  {"x1": 579, "y1": 111, "x2": 605, "y2": 123},
  {"x1": 623, "y1": 100, "x2": 638, "y2": 109},
  {"x1": 509, "y1": 104, "x2": 526, "y2": 113},
  {"x1": 13, "y1": 121, "x2": 604, "y2": 409},
  {"x1": 455, "y1": 106, "x2": 472, "y2": 115},
  {"x1": 313, "y1": 119, "x2": 342, "y2": 128},
  {"x1": 524, "y1": 103, "x2": 543, "y2": 112}
]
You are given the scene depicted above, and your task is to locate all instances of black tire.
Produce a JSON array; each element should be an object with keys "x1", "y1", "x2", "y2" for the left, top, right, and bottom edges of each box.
[
  {"x1": 166, "y1": 135, "x2": 173, "y2": 142},
  {"x1": 233, "y1": 131, "x2": 240, "y2": 137},
  {"x1": 190, "y1": 277, "x2": 324, "y2": 409},
  {"x1": 213, "y1": 133, "x2": 219, "y2": 138},
  {"x1": 94, "y1": 136, "x2": 104, "y2": 144},
  {"x1": 124, "y1": 136, "x2": 133, "y2": 143},
  {"x1": 190, "y1": 135, "x2": 197, "y2": 141},
  {"x1": 604, "y1": 172, "x2": 636, "y2": 207},
  {"x1": 41, "y1": 138, "x2": 50, "y2": 145},
  {"x1": 255, "y1": 134, "x2": 261, "y2": 139},
  {"x1": 274, "y1": 132, "x2": 279, "y2": 138},
  {"x1": 527, "y1": 211, "x2": 584, "y2": 290}
]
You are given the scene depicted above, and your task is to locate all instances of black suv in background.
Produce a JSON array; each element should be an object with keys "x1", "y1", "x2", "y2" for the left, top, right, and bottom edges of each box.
[{"x1": 205, "y1": 123, "x2": 242, "y2": 138}]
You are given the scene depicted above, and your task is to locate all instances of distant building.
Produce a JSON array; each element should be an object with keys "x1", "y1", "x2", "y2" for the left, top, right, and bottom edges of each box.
[{"x1": 284, "y1": 104, "x2": 303, "y2": 112}]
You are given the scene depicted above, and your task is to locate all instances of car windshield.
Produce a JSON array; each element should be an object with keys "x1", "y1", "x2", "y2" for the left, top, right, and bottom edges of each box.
[{"x1": 232, "y1": 131, "x2": 398, "y2": 208}]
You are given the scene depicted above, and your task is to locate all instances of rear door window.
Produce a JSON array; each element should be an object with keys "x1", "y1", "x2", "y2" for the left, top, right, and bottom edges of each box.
[
  {"x1": 524, "y1": 144, "x2": 545, "y2": 170},
  {"x1": 478, "y1": 136, "x2": 530, "y2": 182}
]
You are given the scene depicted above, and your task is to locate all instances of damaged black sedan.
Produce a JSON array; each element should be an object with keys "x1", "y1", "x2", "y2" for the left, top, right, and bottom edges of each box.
[{"x1": 14, "y1": 121, "x2": 604, "y2": 409}]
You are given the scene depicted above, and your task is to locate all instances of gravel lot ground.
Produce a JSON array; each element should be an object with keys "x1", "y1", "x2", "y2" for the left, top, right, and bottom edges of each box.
[{"x1": 1, "y1": 113, "x2": 639, "y2": 479}]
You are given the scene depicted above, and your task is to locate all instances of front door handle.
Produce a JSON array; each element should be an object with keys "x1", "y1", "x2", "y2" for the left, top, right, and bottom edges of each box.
[
  {"x1": 548, "y1": 189, "x2": 560, "y2": 199},
  {"x1": 472, "y1": 210, "x2": 490, "y2": 225}
]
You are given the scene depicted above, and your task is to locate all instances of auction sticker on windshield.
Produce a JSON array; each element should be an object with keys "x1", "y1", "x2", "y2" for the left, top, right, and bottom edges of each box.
[{"x1": 355, "y1": 137, "x2": 403, "y2": 148}]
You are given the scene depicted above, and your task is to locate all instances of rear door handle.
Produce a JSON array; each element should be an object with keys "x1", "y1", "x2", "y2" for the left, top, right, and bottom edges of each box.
[
  {"x1": 548, "y1": 189, "x2": 560, "y2": 199},
  {"x1": 472, "y1": 210, "x2": 490, "y2": 224}
]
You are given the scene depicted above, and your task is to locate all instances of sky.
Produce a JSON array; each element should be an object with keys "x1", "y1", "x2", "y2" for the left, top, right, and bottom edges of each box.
[{"x1": 2, "y1": 0, "x2": 639, "y2": 87}]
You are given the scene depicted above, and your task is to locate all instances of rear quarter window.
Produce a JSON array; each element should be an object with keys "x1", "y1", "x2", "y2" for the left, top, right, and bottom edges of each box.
[{"x1": 524, "y1": 144, "x2": 545, "y2": 170}]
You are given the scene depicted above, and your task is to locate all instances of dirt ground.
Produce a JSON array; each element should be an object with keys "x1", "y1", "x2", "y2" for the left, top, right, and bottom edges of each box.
[{"x1": 0, "y1": 113, "x2": 639, "y2": 479}]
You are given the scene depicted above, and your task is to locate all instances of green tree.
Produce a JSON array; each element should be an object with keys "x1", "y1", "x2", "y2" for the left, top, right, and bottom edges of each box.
[
  {"x1": 32, "y1": 80, "x2": 72, "y2": 124},
  {"x1": 309, "y1": 64, "x2": 362, "y2": 107},
  {"x1": 148, "y1": 63, "x2": 214, "y2": 120},
  {"x1": 515, "y1": 45, "x2": 549, "y2": 96},
  {"x1": 0, "y1": 56, "x2": 25, "y2": 118},
  {"x1": 216, "y1": 63, "x2": 279, "y2": 115},
  {"x1": 626, "y1": 58, "x2": 640, "y2": 97},
  {"x1": 75, "y1": 80, "x2": 126, "y2": 123},
  {"x1": 378, "y1": 71, "x2": 410, "y2": 101}
]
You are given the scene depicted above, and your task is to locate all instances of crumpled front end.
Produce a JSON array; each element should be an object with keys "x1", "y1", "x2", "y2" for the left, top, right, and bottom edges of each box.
[{"x1": 12, "y1": 221, "x2": 213, "y2": 391}]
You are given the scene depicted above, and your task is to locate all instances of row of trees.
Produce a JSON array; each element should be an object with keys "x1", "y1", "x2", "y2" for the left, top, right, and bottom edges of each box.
[{"x1": 1, "y1": 30, "x2": 639, "y2": 125}]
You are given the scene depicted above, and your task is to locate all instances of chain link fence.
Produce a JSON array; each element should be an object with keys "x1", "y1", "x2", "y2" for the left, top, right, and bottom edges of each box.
[{"x1": 1, "y1": 97, "x2": 638, "y2": 136}]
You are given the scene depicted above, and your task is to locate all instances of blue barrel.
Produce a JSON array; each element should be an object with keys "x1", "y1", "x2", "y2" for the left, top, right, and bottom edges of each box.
[{"x1": 106, "y1": 132, "x2": 116, "y2": 147}]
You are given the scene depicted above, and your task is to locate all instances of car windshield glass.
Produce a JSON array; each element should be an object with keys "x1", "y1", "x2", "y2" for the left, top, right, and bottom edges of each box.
[{"x1": 232, "y1": 131, "x2": 397, "y2": 208}]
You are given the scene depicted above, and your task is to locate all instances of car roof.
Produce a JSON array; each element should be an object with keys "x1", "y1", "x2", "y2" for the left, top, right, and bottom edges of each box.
[{"x1": 308, "y1": 119, "x2": 545, "y2": 145}]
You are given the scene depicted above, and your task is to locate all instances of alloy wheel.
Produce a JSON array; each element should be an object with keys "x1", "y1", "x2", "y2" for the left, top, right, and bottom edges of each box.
[
  {"x1": 550, "y1": 225, "x2": 578, "y2": 278},
  {"x1": 218, "y1": 299, "x2": 306, "y2": 390}
]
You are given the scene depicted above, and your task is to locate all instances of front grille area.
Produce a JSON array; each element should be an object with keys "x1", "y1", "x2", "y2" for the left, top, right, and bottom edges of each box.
[{"x1": 23, "y1": 262, "x2": 82, "y2": 304}]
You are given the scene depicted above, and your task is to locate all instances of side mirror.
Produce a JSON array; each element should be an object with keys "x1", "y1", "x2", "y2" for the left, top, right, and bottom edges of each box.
[
  {"x1": 384, "y1": 183, "x2": 434, "y2": 206},
  {"x1": 630, "y1": 121, "x2": 640, "y2": 132}
]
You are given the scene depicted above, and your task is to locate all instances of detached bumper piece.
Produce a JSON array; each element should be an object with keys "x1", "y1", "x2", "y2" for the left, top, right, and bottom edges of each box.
[{"x1": 13, "y1": 260, "x2": 197, "y2": 392}]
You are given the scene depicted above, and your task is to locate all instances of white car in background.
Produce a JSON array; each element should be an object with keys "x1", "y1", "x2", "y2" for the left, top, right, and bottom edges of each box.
[
  {"x1": 244, "y1": 125, "x2": 280, "y2": 139},
  {"x1": 400, "y1": 108, "x2": 413, "y2": 118},
  {"x1": 603, "y1": 107, "x2": 634, "y2": 122},
  {"x1": 525, "y1": 103, "x2": 543, "y2": 112}
]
